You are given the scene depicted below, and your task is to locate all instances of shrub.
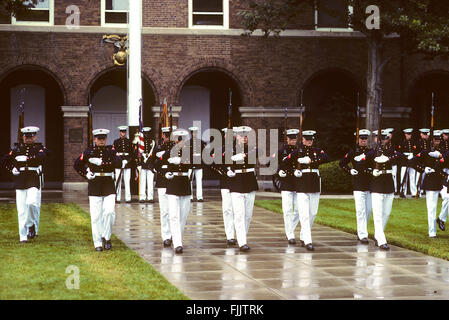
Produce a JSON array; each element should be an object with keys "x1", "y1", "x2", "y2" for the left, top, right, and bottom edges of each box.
[{"x1": 319, "y1": 160, "x2": 352, "y2": 194}]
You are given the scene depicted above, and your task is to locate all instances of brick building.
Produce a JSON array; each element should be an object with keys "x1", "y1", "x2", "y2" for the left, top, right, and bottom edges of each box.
[{"x1": 0, "y1": 0, "x2": 448, "y2": 190}]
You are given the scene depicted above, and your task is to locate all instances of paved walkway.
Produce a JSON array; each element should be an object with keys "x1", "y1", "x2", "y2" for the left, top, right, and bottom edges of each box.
[{"x1": 75, "y1": 194, "x2": 449, "y2": 300}]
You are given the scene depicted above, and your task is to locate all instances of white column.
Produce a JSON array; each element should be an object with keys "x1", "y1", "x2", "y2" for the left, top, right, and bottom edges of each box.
[{"x1": 127, "y1": 0, "x2": 142, "y2": 127}]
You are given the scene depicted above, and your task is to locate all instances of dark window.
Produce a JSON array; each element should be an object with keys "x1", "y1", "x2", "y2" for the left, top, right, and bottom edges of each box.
[
  {"x1": 317, "y1": 0, "x2": 349, "y2": 28},
  {"x1": 16, "y1": 10, "x2": 49, "y2": 22},
  {"x1": 193, "y1": 15, "x2": 223, "y2": 26},
  {"x1": 105, "y1": 0, "x2": 128, "y2": 24},
  {"x1": 193, "y1": 0, "x2": 223, "y2": 13}
]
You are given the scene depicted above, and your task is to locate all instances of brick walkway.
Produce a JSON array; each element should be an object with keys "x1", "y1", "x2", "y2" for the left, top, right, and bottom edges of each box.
[{"x1": 78, "y1": 195, "x2": 449, "y2": 300}]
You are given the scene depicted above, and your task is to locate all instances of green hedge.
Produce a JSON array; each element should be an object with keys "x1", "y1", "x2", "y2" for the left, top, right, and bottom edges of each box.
[{"x1": 319, "y1": 160, "x2": 352, "y2": 194}]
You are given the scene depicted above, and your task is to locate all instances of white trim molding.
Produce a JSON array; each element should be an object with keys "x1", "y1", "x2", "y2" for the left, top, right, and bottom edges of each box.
[
  {"x1": 239, "y1": 106, "x2": 304, "y2": 118},
  {"x1": 61, "y1": 106, "x2": 90, "y2": 118},
  {"x1": 151, "y1": 106, "x2": 182, "y2": 118}
]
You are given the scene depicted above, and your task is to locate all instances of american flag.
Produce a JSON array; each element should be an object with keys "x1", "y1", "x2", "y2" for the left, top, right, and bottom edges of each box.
[{"x1": 138, "y1": 98, "x2": 144, "y2": 157}]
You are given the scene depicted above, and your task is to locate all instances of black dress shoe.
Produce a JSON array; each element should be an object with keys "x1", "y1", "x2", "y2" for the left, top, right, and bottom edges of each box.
[
  {"x1": 437, "y1": 218, "x2": 446, "y2": 231},
  {"x1": 288, "y1": 239, "x2": 296, "y2": 245},
  {"x1": 197, "y1": 199, "x2": 204, "y2": 202},
  {"x1": 116, "y1": 200, "x2": 121, "y2": 204},
  {"x1": 175, "y1": 246, "x2": 183, "y2": 254},
  {"x1": 358, "y1": 237, "x2": 369, "y2": 244},
  {"x1": 239, "y1": 244, "x2": 250, "y2": 251},
  {"x1": 299, "y1": 240, "x2": 305, "y2": 247},
  {"x1": 27, "y1": 225, "x2": 36, "y2": 239},
  {"x1": 147, "y1": 199, "x2": 155, "y2": 204},
  {"x1": 400, "y1": 194, "x2": 406, "y2": 198},
  {"x1": 95, "y1": 247, "x2": 103, "y2": 252},
  {"x1": 20, "y1": 240, "x2": 27, "y2": 244},
  {"x1": 227, "y1": 239, "x2": 237, "y2": 246},
  {"x1": 139, "y1": 200, "x2": 146, "y2": 204},
  {"x1": 379, "y1": 244, "x2": 390, "y2": 251},
  {"x1": 190, "y1": 199, "x2": 194, "y2": 202},
  {"x1": 163, "y1": 239, "x2": 172, "y2": 247},
  {"x1": 126, "y1": 200, "x2": 132, "y2": 204},
  {"x1": 104, "y1": 240, "x2": 112, "y2": 250},
  {"x1": 374, "y1": 239, "x2": 378, "y2": 247},
  {"x1": 305, "y1": 243, "x2": 314, "y2": 251}
]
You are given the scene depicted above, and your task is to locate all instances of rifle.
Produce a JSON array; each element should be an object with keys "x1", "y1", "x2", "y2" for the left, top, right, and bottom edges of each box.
[
  {"x1": 376, "y1": 90, "x2": 383, "y2": 158},
  {"x1": 169, "y1": 103, "x2": 173, "y2": 138},
  {"x1": 355, "y1": 92, "x2": 360, "y2": 153},
  {"x1": 88, "y1": 92, "x2": 93, "y2": 147},
  {"x1": 17, "y1": 87, "x2": 25, "y2": 144},
  {"x1": 297, "y1": 90, "x2": 305, "y2": 170},
  {"x1": 158, "y1": 100, "x2": 163, "y2": 144},
  {"x1": 272, "y1": 106, "x2": 288, "y2": 192},
  {"x1": 416, "y1": 92, "x2": 435, "y2": 197},
  {"x1": 225, "y1": 88, "x2": 233, "y2": 156}
]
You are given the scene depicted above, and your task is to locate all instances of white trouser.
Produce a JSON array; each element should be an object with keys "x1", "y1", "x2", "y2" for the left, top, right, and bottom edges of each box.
[
  {"x1": 34, "y1": 186, "x2": 42, "y2": 235},
  {"x1": 392, "y1": 165, "x2": 398, "y2": 192},
  {"x1": 115, "y1": 168, "x2": 131, "y2": 202},
  {"x1": 158, "y1": 188, "x2": 171, "y2": 241},
  {"x1": 221, "y1": 189, "x2": 235, "y2": 240},
  {"x1": 16, "y1": 187, "x2": 40, "y2": 241},
  {"x1": 281, "y1": 191, "x2": 299, "y2": 240},
  {"x1": 296, "y1": 192, "x2": 320, "y2": 245},
  {"x1": 231, "y1": 191, "x2": 256, "y2": 247},
  {"x1": 439, "y1": 186, "x2": 449, "y2": 222},
  {"x1": 167, "y1": 195, "x2": 191, "y2": 248},
  {"x1": 189, "y1": 168, "x2": 203, "y2": 200},
  {"x1": 138, "y1": 167, "x2": 154, "y2": 201},
  {"x1": 426, "y1": 191, "x2": 440, "y2": 237},
  {"x1": 88, "y1": 194, "x2": 116, "y2": 248},
  {"x1": 371, "y1": 193, "x2": 394, "y2": 246},
  {"x1": 400, "y1": 166, "x2": 417, "y2": 195},
  {"x1": 353, "y1": 191, "x2": 372, "y2": 240}
]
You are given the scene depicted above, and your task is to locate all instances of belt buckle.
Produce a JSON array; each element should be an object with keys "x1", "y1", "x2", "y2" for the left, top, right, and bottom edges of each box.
[{"x1": 242, "y1": 169, "x2": 247, "y2": 173}]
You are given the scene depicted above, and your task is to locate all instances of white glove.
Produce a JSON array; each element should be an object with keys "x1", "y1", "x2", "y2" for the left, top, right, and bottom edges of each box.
[
  {"x1": 294, "y1": 169, "x2": 303, "y2": 178},
  {"x1": 227, "y1": 170, "x2": 236, "y2": 178},
  {"x1": 88, "y1": 157, "x2": 102, "y2": 166},
  {"x1": 298, "y1": 156, "x2": 311, "y2": 164},
  {"x1": 86, "y1": 168, "x2": 95, "y2": 180},
  {"x1": 15, "y1": 155, "x2": 28, "y2": 162},
  {"x1": 156, "y1": 151, "x2": 165, "y2": 158},
  {"x1": 168, "y1": 157, "x2": 181, "y2": 165},
  {"x1": 374, "y1": 155, "x2": 389, "y2": 164},
  {"x1": 278, "y1": 170, "x2": 287, "y2": 178},
  {"x1": 143, "y1": 154, "x2": 150, "y2": 163},
  {"x1": 429, "y1": 151, "x2": 441, "y2": 159},
  {"x1": 425, "y1": 167, "x2": 435, "y2": 174},
  {"x1": 350, "y1": 169, "x2": 358, "y2": 176},
  {"x1": 407, "y1": 153, "x2": 414, "y2": 160},
  {"x1": 231, "y1": 153, "x2": 245, "y2": 162},
  {"x1": 121, "y1": 160, "x2": 128, "y2": 168},
  {"x1": 165, "y1": 172, "x2": 174, "y2": 180},
  {"x1": 372, "y1": 169, "x2": 381, "y2": 177},
  {"x1": 354, "y1": 154, "x2": 365, "y2": 162},
  {"x1": 12, "y1": 167, "x2": 20, "y2": 176}
]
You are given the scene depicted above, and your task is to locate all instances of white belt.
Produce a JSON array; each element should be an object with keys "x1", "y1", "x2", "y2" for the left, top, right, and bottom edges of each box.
[
  {"x1": 193, "y1": 153, "x2": 201, "y2": 157},
  {"x1": 376, "y1": 170, "x2": 392, "y2": 175},
  {"x1": 161, "y1": 165, "x2": 168, "y2": 169},
  {"x1": 170, "y1": 172, "x2": 189, "y2": 176},
  {"x1": 234, "y1": 168, "x2": 255, "y2": 173},
  {"x1": 403, "y1": 152, "x2": 413, "y2": 156},
  {"x1": 94, "y1": 172, "x2": 114, "y2": 177},
  {"x1": 19, "y1": 167, "x2": 40, "y2": 172},
  {"x1": 301, "y1": 169, "x2": 319, "y2": 174},
  {"x1": 443, "y1": 168, "x2": 449, "y2": 174},
  {"x1": 117, "y1": 153, "x2": 129, "y2": 156}
]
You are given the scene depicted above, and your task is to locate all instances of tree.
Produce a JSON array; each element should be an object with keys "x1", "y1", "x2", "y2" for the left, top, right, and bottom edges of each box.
[{"x1": 239, "y1": 0, "x2": 449, "y2": 132}]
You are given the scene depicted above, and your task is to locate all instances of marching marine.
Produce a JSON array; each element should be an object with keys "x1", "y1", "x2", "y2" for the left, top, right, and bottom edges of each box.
[
  {"x1": 397, "y1": 128, "x2": 418, "y2": 198},
  {"x1": 162, "y1": 128, "x2": 193, "y2": 254},
  {"x1": 74, "y1": 129, "x2": 122, "y2": 251},
  {"x1": 137, "y1": 127, "x2": 156, "y2": 203},
  {"x1": 366, "y1": 130, "x2": 402, "y2": 250},
  {"x1": 438, "y1": 129, "x2": 449, "y2": 231},
  {"x1": 284, "y1": 130, "x2": 330, "y2": 251},
  {"x1": 2, "y1": 126, "x2": 49, "y2": 242},
  {"x1": 339, "y1": 129, "x2": 372, "y2": 244},
  {"x1": 189, "y1": 126, "x2": 207, "y2": 202},
  {"x1": 413, "y1": 130, "x2": 446, "y2": 238},
  {"x1": 113, "y1": 126, "x2": 134, "y2": 203},
  {"x1": 277, "y1": 129, "x2": 300, "y2": 245},
  {"x1": 226, "y1": 126, "x2": 259, "y2": 251},
  {"x1": 153, "y1": 126, "x2": 176, "y2": 247}
]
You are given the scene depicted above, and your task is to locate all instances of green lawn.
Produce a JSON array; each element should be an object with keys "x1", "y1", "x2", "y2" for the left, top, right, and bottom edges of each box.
[
  {"x1": 0, "y1": 203, "x2": 188, "y2": 300},
  {"x1": 255, "y1": 197, "x2": 449, "y2": 261}
]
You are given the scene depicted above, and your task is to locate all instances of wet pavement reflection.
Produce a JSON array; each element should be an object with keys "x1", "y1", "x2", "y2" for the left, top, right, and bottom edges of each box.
[{"x1": 8, "y1": 189, "x2": 449, "y2": 300}]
